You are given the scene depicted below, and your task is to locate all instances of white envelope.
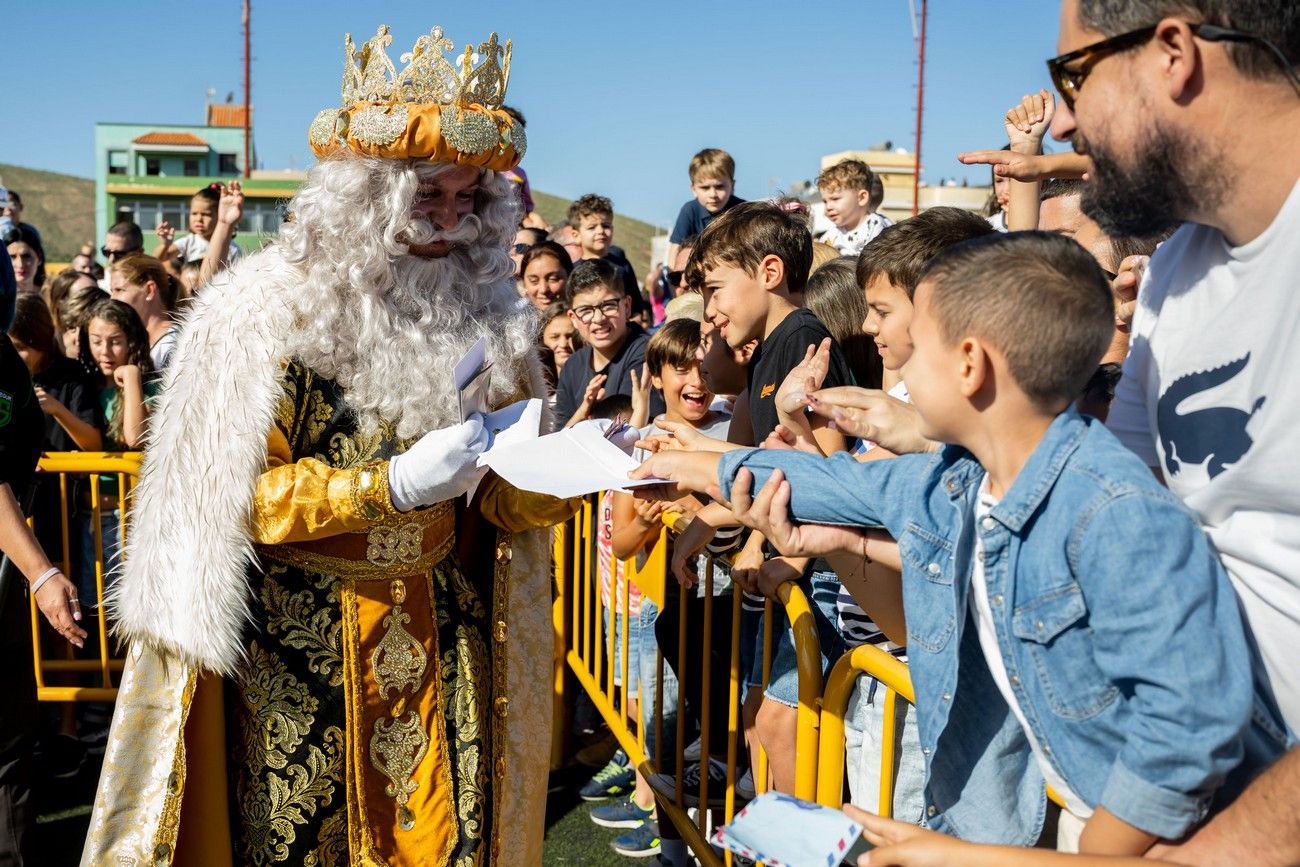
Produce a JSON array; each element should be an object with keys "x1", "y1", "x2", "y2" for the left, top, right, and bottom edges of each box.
[{"x1": 481, "y1": 419, "x2": 666, "y2": 499}]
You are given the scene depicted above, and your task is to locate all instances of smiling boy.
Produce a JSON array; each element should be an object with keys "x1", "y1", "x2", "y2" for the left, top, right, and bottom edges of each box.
[
  {"x1": 555, "y1": 259, "x2": 664, "y2": 426},
  {"x1": 668, "y1": 148, "x2": 746, "y2": 267}
]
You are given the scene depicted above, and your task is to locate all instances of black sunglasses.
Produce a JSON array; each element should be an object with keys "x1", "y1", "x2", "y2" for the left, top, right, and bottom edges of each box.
[
  {"x1": 512, "y1": 243, "x2": 531, "y2": 254},
  {"x1": 100, "y1": 245, "x2": 142, "y2": 259},
  {"x1": 666, "y1": 269, "x2": 686, "y2": 286},
  {"x1": 1048, "y1": 22, "x2": 1300, "y2": 111}
]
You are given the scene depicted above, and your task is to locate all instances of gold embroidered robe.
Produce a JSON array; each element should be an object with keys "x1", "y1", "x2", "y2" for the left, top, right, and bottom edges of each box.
[{"x1": 81, "y1": 360, "x2": 575, "y2": 866}]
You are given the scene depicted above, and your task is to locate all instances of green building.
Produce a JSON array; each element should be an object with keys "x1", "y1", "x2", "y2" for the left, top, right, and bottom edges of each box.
[{"x1": 93, "y1": 105, "x2": 302, "y2": 253}]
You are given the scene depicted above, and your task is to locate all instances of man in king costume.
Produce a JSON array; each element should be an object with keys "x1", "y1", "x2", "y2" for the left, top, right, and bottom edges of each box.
[{"x1": 81, "y1": 23, "x2": 576, "y2": 866}]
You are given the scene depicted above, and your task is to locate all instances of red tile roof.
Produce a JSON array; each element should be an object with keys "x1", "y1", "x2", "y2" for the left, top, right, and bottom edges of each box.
[
  {"x1": 207, "y1": 104, "x2": 251, "y2": 128},
  {"x1": 132, "y1": 131, "x2": 209, "y2": 147}
]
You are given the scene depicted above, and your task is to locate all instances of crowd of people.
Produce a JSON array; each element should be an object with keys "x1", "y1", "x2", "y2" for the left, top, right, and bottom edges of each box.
[{"x1": 2, "y1": 0, "x2": 1298, "y2": 864}]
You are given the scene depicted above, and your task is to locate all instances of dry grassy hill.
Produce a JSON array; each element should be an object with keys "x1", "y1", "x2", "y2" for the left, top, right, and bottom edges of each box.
[
  {"x1": 0, "y1": 163, "x2": 663, "y2": 276},
  {"x1": 0, "y1": 163, "x2": 96, "y2": 262}
]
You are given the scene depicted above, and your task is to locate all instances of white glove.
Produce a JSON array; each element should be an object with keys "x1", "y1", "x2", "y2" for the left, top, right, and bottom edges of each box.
[{"x1": 388, "y1": 415, "x2": 490, "y2": 512}]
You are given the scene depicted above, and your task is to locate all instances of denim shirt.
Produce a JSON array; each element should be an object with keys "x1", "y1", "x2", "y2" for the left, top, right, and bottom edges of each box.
[{"x1": 718, "y1": 408, "x2": 1267, "y2": 843}]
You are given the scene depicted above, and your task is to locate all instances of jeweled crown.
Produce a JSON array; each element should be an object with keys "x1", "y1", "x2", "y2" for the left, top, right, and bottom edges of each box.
[
  {"x1": 309, "y1": 24, "x2": 525, "y2": 170},
  {"x1": 340, "y1": 25, "x2": 512, "y2": 110}
]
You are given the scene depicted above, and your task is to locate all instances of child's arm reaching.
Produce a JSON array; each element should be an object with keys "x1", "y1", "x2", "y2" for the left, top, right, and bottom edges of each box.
[
  {"x1": 611, "y1": 490, "x2": 676, "y2": 561},
  {"x1": 1079, "y1": 807, "x2": 1157, "y2": 857}
]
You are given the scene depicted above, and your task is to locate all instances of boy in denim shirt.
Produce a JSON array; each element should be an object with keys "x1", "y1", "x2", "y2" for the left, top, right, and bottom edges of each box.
[{"x1": 633, "y1": 232, "x2": 1272, "y2": 853}]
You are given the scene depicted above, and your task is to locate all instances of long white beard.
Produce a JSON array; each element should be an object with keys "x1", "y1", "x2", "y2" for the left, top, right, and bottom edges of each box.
[{"x1": 282, "y1": 246, "x2": 535, "y2": 439}]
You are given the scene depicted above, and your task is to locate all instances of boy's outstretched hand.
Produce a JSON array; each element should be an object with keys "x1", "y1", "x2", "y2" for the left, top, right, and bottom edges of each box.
[
  {"x1": 806, "y1": 387, "x2": 936, "y2": 455},
  {"x1": 629, "y1": 449, "x2": 724, "y2": 503},
  {"x1": 845, "y1": 805, "x2": 971, "y2": 867},
  {"x1": 729, "y1": 467, "x2": 869, "y2": 560}
]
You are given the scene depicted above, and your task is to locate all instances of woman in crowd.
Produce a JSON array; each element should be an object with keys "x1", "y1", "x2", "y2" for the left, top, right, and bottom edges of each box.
[
  {"x1": 44, "y1": 268, "x2": 99, "y2": 342},
  {"x1": 7, "y1": 294, "x2": 101, "y2": 452},
  {"x1": 7, "y1": 225, "x2": 44, "y2": 293},
  {"x1": 520, "y1": 240, "x2": 573, "y2": 311},
  {"x1": 802, "y1": 256, "x2": 882, "y2": 391},
  {"x1": 540, "y1": 300, "x2": 579, "y2": 375}
]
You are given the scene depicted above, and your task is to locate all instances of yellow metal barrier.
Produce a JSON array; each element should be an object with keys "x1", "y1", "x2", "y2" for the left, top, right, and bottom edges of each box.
[
  {"x1": 555, "y1": 494, "x2": 827, "y2": 865},
  {"x1": 816, "y1": 644, "x2": 914, "y2": 814},
  {"x1": 27, "y1": 451, "x2": 140, "y2": 703}
]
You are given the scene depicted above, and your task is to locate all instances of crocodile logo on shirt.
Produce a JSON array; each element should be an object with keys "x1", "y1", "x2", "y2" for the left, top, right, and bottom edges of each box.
[
  {"x1": 1157, "y1": 354, "x2": 1265, "y2": 480},
  {"x1": 759, "y1": 383, "x2": 776, "y2": 399}
]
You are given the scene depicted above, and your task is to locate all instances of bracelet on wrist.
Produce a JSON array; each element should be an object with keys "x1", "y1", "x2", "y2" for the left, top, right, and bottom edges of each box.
[{"x1": 30, "y1": 567, "x2": 61, "y2": 596}]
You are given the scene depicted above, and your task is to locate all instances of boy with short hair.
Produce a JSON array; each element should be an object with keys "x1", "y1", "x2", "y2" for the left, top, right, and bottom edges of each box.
[
  {"x1": 567, "y1": 193, "x2": 641, "y2": 308},
  {"x1": 555, "y1": 259, "x2": 664, "y2": 426},
  {"x1": 668, "y1": 148, "x2": 745, "y2": 265},
  {"x1": 637, "y1": 231, "x2": 1273, "y2": 853},
  {"x1": 819, "y1": 159, "x2": 892, "y2": 256},
  {"x1": 859, "y1": 207, "x2": 996, "y2": 403}
]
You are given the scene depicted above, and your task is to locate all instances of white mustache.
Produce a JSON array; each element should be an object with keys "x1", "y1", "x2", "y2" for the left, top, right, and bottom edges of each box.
[{"x1": 401, "y1": 213, "x2": 482, "y2": 247}]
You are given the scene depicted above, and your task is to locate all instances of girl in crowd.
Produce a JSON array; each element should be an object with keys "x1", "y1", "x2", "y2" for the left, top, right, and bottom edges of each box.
[
  {"x1": 58, "y1": 285, "x2": 109, "y2": 365},
  {"x1": 540, "y1": 301, "x2": 579, "y2": 375},
  {"x1": 43, "y1": 268, "x2": 99, "y2": 341},
  {"x1": 802, "y1": 256, "x2": 882, "y2": 391},
  {"x1": 85, "y1": 298, "x2": 155, "y2": 451},
  {"x1": 7, "y1": 225, "x2": 44, "y2": 293},
  {"x1": 520, "y1": 241, "x2": 573, "y2": 311},
  {"x1": 7, "y1": 295, "x2": 101, "y2": 452}
]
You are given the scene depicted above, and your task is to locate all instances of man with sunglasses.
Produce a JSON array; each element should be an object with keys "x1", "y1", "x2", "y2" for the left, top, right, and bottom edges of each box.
[
  {"x1": 1047, "y1": 0, "x2": 1300, "y2": 861},
  {"x1": 96, "y1": 220, "x2": 145, "y2": 288}
]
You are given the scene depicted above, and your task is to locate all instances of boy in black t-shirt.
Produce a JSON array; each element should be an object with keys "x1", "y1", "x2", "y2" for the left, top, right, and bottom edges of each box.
[{"x1": 664, "y1": 200, "x2": 853, "y2": 793}]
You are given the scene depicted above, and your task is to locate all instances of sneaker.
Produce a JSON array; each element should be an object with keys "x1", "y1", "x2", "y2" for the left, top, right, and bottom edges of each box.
[
  {"x1": 590, "y1": 794, "x2": 655, "y2": 829},
  {"x1": 647, "y1": 758, "x2": 730, "y2": 808},
  {"x1": 734, "y1": 767, "x2": 756, "y2": 802},
  {"x1": 611, "y1": 819, "x2": 661, "y2": 858},
  {"x1": 580, "y1": 750, "x2": 635, "y2": 801}
]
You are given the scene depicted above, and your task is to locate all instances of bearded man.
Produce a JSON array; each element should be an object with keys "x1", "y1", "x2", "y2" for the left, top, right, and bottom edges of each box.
[{"x1": 81, "y1": 24, "x2": 575, "y2": 867}]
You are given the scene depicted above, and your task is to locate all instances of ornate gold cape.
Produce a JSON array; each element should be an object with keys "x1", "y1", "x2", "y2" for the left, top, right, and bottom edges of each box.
[{"x1": 81, "y1": 248, "x2": 569, "y2": 866}]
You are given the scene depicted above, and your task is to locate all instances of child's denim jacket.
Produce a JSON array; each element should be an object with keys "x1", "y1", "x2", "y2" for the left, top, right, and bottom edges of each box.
[{"x1": 718, "y1": 408, "x2": 1273, "y2": 844}]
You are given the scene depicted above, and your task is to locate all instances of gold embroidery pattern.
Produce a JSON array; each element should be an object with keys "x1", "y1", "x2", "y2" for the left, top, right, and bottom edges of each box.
[
  {"x1": 236, "y1": 643, "x2": 320, "y2": 773},
  {"x1": 369, "y1": 710, "x2": 431, "y2": 823},
  {"x1": 238, "y1": 726, "x2": 344, "y2": 865},
  {"x1": 447, "y1": 623, "x2": 489, "y2": 860},
  {"x1": 149, "y1": 668, "x2": 199, "y2": 866},
  {"x1": 489, "y1": 533, "x2": 512, "y2": 863},
  {"x1": 303, "y1": 808, "x2": 348, "y2": 867},
  {"x1": 263, "y1": 574, "x2": 344, "y2": 688},
  {"x1": 371, "y1": 605, "x2": 427, "y2": 700},
  {"x1": 366, "y1": 523, "x2": 423, "y2": 568}
]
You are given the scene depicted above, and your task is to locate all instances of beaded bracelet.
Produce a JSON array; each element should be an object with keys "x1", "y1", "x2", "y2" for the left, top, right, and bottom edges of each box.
[{"x1": 30, "y1": 567, "x2": 61, "y2": 596}]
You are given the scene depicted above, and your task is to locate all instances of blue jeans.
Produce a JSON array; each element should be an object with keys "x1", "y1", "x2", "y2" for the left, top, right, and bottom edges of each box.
[
  {"x1": 844, "y1": 673, "x2": 925, "y2": 823},
  {"x1": 763, "y1": 570, "x2": 848, "y2": 708},
  {"x1": 602, "y1": 607, "x2": 641, "y2": 691}
]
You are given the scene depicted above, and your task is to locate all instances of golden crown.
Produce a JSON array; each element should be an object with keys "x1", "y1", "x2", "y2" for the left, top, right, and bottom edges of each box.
[{"x1": 309, "y1": 24, "x2": 525, "y2": 170}]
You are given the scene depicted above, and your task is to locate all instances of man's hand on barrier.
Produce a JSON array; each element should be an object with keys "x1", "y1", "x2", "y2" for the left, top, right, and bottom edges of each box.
[
  {"x1": 670, "y1": 513, "x2": 718, "y2": 587},
  {"x1": 730, "y1": 468, "x2": 870, "y2": 560},
  {"x1": 35, "y1": 571, "x2": 87, "y2": 649},
  {"x1": 756, "y1": 557, "x2": 803, "y2": 600},
  {"x1": 731, "y1": 531, "x2": 766, "y2": 594}
]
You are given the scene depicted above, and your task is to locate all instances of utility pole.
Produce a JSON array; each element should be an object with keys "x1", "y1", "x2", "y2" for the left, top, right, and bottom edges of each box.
[
  {"x1": 911, "y1": 0, "x2": 928, "y2": 216},
  {"x1": 243, "y1": 0, "x2": 252, "y2": 178}
]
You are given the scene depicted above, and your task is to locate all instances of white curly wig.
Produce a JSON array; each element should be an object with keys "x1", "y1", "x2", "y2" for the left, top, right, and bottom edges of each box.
[{"x1": 275, "y1": 155, "x2": 536, "y2": 438}]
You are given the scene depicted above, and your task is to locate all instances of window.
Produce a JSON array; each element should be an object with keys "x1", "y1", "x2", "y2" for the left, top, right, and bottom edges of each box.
[
  {"x1": 108, "y1": 150, "x2": 128, "y2": 176},
  {"x1": 183, "y1": 159, "x2": 200, "y2": 177},
  {"x1": 145, "y1": 158, "x2": 161, "y2": 176},
  {"x1": 218, "y1": 153, "x2": 239, "y2": 175}
]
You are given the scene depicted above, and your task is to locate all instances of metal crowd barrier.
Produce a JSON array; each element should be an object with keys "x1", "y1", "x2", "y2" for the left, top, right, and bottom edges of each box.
[
  {"x1": 28, "y1": 452, "x2": 140, "y2": 703},
  {"x1": 553, "y1": 494, "x2": 831, "y2": 866}
]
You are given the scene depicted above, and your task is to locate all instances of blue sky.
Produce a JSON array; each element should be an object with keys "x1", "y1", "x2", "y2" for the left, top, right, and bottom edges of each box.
[{"x1": 5, "y1": 1, "x2": 1064, "y2": 228}]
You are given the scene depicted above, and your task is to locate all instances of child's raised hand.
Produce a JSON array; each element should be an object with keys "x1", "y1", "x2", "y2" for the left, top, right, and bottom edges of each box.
[
  {"x1": 580, "y1": 374, "x2": 607, "y2": 409},
  {"x1": 775, "y1": 338, "x2": 831, "y2": 417},
  {"x1": 112, "y1": 364, "x2": 141, "y2": 389},
  {"x1": 1004, "y1": 89, "x2": 1056, "y2": 152},
  {"x1": 629, "y1": 364, "x2": 652, "y2": 428},
  {"x1": 156, "y1": 221, "x2": 176, "y2": 247},
  {"x1": 1111, "y1": 254, "x2": 1148, "y2": 333},
  {"x1": 218, "y1": 181, "x2": 245, "y2": 227}
]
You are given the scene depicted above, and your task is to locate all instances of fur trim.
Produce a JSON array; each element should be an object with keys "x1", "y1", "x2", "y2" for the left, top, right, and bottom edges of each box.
[{"x1": 107, "y1": 248, "x2": 299, "y2": 675}]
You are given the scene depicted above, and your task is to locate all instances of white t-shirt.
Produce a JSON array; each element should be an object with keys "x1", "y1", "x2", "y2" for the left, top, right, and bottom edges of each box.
[
  {"x1": 172, "y1": 233, "x2": 243, "y2": 264},
  {"x1": 988, "y1": 211, "x2": 1009, "y2": 233},
  {"x1": 968, "y1": 476, "x2": 1090, "y2": 817},
  {"x1": 1108, "y1": 180, "x2": 1300, "y2": 735},
  {"x1": 149, "y1": 325, "x2": 179, "y2": 372},
  {"x1": 823, "y1": 212, "x2": 893, "y2": 257}
]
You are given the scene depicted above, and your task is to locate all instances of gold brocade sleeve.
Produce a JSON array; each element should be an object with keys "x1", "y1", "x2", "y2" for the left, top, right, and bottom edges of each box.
[
  {"x1": 475, "y1": 470, "x2": 581, "y2": 533},
  {"x1": 251, "y1": 424, "x2": 401, "y2": 545}
]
